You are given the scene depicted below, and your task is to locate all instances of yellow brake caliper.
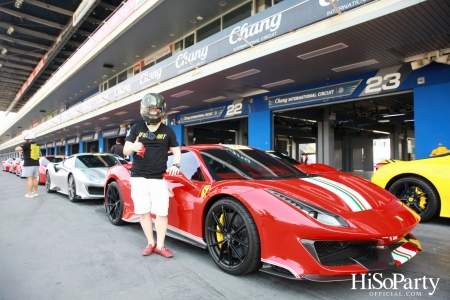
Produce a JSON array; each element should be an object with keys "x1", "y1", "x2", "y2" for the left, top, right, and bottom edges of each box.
[
  {"x1": 216, "y1": 214, "x2": 226, "y2": 250},
  {"x1": 416, "y1": 187, "x2": 427, "y2": 210}
]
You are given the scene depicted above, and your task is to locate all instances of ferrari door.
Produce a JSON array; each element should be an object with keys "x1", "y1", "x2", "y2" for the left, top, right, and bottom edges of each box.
[
  {"x1": 52, "y1": 157, "x2": 75, "y2": 193},
  {"x1": 166, "y1": 151, "x2": 206, "y2": 237}
]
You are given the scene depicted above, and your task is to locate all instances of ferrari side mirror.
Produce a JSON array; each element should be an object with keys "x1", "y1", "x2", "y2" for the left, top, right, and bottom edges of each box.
[{"x1": 163, "y1": 172, "x2": 197, "y2": 190}]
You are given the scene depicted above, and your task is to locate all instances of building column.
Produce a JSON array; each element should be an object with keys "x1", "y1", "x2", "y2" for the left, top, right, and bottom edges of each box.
[
  {"x1": 390, "y1": 123, "x2": 402, "y2": 160},
  {"x1": 248, "y1": 110, "x2": 272, "y2": 150},
  {"x1": 65, "y1": 144, "x2": 69, "y2": 156},
  {"x1": 317, "y1": 107, "x2": 335, "y2": 166},
  {"x1": 79, "y1": 142, "x2": 85, "y2": 153},
  {"x1": 98, "y1": 132, "x2": 105, "y2": 153},
  {"x1": 170, "y1": 123, "x2": 183, "y2": 146}
]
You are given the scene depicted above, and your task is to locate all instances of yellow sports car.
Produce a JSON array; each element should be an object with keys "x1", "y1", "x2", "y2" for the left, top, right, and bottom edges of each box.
[{"x1": 371, "y1": 153, "x2": 450, "y2": 221}]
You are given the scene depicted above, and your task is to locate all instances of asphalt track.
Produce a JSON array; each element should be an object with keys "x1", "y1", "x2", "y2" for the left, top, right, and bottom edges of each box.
[{"x1": 0, "y1": 170, "x2": 449, "y2": 300}]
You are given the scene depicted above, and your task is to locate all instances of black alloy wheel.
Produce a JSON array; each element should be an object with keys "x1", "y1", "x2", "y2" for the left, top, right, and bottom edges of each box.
[
  {"x1": 45, "y1": 172, "x2": 55, "y2": 193},
  {"x1": 389, "y1": 176, "x2": 439, "y2": 221},
  {"x1": 68, "y1": 175, "x2": 78, "y2": 202},
  {"x1": 105, "y1": 181, "x2": 125, "y2": 226},
  {"x1": 204, "y1": 198, "x2": 261, "y2": 275}
]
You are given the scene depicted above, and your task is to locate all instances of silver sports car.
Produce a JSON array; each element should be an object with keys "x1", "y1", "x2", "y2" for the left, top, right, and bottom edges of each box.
[{"x1": 45, "y1": 153, "x2": 128, "y2": 202}]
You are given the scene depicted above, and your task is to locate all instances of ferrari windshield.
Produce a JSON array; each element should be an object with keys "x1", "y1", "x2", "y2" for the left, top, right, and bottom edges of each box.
[
  {"x1": 266, "y1": 150, "x2": 300, "y2": 165},
  {"x1": 42, "y1": 157, "x2": 64, "y2": 164},
  {"x1": 200, "y1": 147, "x2": 305, "y2": 181},
  {"x1": 75, "y1": 155, "x2": 123, "y2": 168}
]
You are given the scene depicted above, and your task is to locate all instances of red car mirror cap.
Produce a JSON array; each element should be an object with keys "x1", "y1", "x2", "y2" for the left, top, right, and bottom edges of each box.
[{"x1": 163, "y1": 172, "x2": 198, "y2": 191}]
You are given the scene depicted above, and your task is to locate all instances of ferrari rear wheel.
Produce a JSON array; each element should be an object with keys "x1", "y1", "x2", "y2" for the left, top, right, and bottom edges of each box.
[
  {"x1": 45, "y1": 172, "x2": 55, "y2": 193},
  {"x1": 68, "y1": 175, "x2": 78, "y2": 202},
  {"x1": 105, "y1": 181, "x2": 125, "y2": 226},
  {"x1": 389, "y1": 176, "x2": 439, "y2": 221},
  {"x1": 205, "y1": 198, "x2": 261, "y2": 275}
]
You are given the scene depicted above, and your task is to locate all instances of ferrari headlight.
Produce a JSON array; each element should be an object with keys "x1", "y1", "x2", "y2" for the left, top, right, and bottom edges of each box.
[
  {"x1": 81, "y1": 170, "x2": 101, "y2": 183},
  {"x1": 267, "y1": 189, "x2": 349, "y2": 227}
]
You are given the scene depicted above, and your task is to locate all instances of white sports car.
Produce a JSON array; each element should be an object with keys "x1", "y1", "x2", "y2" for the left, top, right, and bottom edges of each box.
[{"x1": 45, "y1": 153, "x2": 128, "y2": 202}]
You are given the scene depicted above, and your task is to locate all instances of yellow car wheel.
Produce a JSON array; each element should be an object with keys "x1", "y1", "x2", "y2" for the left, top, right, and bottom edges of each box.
[{"x1": 388, "y1": 177, "x2": 439, "y2": 221}]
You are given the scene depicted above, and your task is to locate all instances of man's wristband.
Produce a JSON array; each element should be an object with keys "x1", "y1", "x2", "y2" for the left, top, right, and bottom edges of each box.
[{"x1": 172, "y1": 163, "x2": 180, "y2": 168}]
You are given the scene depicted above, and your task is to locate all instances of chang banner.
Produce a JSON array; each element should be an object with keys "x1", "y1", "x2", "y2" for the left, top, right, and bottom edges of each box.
[
  {"x1": 269, "y1": 80, "x2": 362, "y2": 108},
  {"x1": 102, "y1": 128, "x2": 120, "y2": 138},
  {"x1": 180, "y1": 107, "x2": 226, "y2": 124},
  {"x1": 109, "y1": 0, "x2": 374, "y2": 99}
]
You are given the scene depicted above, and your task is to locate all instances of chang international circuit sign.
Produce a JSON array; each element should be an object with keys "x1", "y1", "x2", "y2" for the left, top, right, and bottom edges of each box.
[
  {"x1": 179, "y1": 107, "x2": 226, "y2": 124},
  {"x1": 269, "y1": 80, "x2": 362, "y2": 108},
  {"x1": 106, "y1": 0, "x2": 375, "y2": 102}
]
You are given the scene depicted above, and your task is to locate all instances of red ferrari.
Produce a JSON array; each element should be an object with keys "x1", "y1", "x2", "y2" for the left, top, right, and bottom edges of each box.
[
  {"x1": 2, "y1": 158, "x2": 14, "y2": 172},
  {"x1": 266, "y1": 150, "x2": 338, "y2": 174},
  {"x1": 104, "y1": 145, "x2": 422, "y2": 280},
  {"x1": 16, "y1": 160, "x2": 25, "y2": 178},
  {"x1": 38, "y1": 155, "x2": 66, "y2": 184},
  {"x1": 10, "y1": 158, "x2": 22, "y2": 174}
]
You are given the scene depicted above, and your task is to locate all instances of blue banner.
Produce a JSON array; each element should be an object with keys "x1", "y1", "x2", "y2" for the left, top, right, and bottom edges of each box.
[{"x1": 269, "y1": 80, "x2": 362, "y2": 108}]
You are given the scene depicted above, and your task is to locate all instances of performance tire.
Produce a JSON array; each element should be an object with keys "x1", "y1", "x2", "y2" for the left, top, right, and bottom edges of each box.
[
  {"x1": 45, "y1": 172, "x2": 56, "y2": 193},
  {"x1": 105, "y1": 181, "x2": 125, "y2": 226},
  {"x1": 389, "y1": 176, "x2": 439, "y2": 221},
  {"x1": 204, "y1": 198, "x2": 261, "y2": 275},
  {"x1": 68, "y1": 174, "x2": 78, "y2": 202}
]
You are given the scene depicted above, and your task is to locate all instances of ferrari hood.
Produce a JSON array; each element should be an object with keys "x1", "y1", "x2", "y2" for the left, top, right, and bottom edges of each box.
[
  {"x1": 258, "y1": 174, "x2": 396, "y2": 214},
  {"x1": 81, "y1": 168, "x2": 109, "y2": 179}
]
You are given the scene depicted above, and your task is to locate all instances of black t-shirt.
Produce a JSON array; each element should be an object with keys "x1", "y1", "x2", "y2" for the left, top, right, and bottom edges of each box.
[
  {"x1": 21, "y1": 141, "x2": 40, "y2": 167},
  {"x1": 125, "y1": 121, "x2": 179, "y2": 179},
  {"x1": 110, "y1": 144, "x2": 124, "y2": 157}
]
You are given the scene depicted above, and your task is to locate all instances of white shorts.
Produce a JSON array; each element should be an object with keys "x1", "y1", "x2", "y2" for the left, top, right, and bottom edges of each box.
[
  {"x1": 130, "y1": 177, "x2": 169, "y2": 216},
  {"x1": 22, "y1": 166, "x2": 39, "y2": 178}
]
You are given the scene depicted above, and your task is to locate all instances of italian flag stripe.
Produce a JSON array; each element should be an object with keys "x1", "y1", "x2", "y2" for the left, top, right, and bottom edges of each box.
[
  {"x1": 313, "y1": 177, "x2": 372, "y2": 210},
  {"x1": 392, "y1": 244, "x2": 418, "y2": 266},
  {"x1": 300, "y1": 177, "x2": 369, "y2": 212}
]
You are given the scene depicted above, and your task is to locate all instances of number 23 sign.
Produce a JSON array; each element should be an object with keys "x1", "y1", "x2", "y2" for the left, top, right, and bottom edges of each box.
[{"x1": 360, "y1": 65, "x2": 412, "y2": 97}]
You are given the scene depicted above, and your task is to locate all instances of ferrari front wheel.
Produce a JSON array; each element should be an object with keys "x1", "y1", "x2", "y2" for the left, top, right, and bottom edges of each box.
[
  {"x1": 389, "y1": 176, "x2": 439, "y2": 221},
  {"x1": 205, "y1": 198, "x2": 261, "y2": 275},
  {"x1": 45, "y1": 172, "x2": 55, "y2": 193},
  {"x1": 68, "y1": 175, "x2": 78, "y2": 202},
  {"x1": 105, "y1": 181, "x2": 124, "y2": 226}
]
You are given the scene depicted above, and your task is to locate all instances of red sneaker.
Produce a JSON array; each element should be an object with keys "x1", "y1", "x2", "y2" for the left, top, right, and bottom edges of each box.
[
  {"x1": 154, "y1": 246, "x2": 173, "y2": 258},
  {"x1": 142, "y1": 244, "x2": 156, "y2": 256}
]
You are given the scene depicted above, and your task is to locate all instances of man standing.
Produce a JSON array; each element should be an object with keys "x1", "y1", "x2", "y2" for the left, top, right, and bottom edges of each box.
[
  {"x1": 15, "y1": 130, "x2": 41, "y2": 197},
  {"x1": 123, "y1": 93, "x2": 181, "y2": 258},
  {"x1": 110, "y1": 137, "x2": 124, "y2": 157}
]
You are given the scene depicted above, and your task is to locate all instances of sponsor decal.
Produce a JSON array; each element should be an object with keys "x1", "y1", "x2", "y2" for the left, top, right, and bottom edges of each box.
[
  {"x1": 300, "y1": 177, "x2": 372, "y2": 211},
  {"x1": 351, "y1": 272, "x2": 439, "y2": 296},
  {"x1": 201, "y1": 185, "x2": 210, "y2": 198}
]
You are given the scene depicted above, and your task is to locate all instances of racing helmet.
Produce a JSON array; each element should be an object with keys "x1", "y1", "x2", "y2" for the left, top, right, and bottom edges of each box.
[
  {"x1": 22, "y1": 130, "x2": 36, "y2": 140},
  {"x1": 140, "y1": 93, "x2": 166, "y2": 125}
]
